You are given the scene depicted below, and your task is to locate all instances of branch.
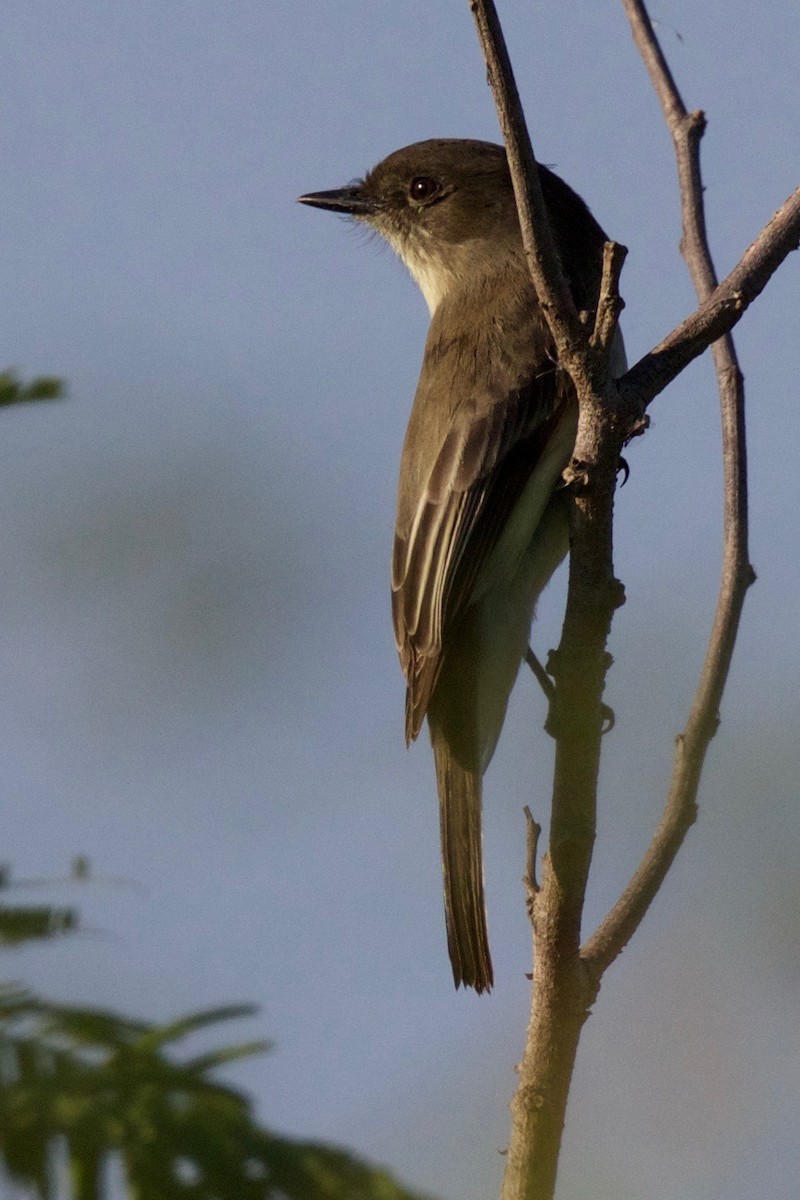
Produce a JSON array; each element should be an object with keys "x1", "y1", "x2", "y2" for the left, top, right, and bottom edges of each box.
[
  {"x1": 590, "y1": 241, "x2": 628, "y2": 360},
  {"x1": 468, "y1": 5, "x2": 796, "y2": 1198},
  {"x1": 468, "y1": 0, "x2": 592, "y2": 383},
  {"x1": 620, "y1": 186, "x2": 800, "y2": 412},
  {"x1": 583, "y1": 0, "x2": 761, "y2": 973},
  {"x1": 469, "y1": 6, "x2": 626, "y2": 1200}
]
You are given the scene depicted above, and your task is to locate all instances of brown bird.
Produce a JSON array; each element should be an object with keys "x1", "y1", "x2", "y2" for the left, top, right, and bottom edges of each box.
[{"x1": 299, "y1": 140, "x2": 623, "y2": 992}]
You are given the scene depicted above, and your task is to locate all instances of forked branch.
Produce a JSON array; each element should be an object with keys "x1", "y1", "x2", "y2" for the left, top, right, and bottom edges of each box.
[
  {"x1": 621, "y1": 187, "x2": 800, "y2": 412},
  {"x1": 583, "y1": 0, "x2": 760, "y2": 974},
  {"x1": 466, "y1": 2, "x2": 798, "y2": 1200}
]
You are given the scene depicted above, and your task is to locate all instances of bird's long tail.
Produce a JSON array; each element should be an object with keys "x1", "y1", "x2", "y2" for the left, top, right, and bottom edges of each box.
[{"x1": 431, "y1": 729, "x2": 493, "y2": 993}]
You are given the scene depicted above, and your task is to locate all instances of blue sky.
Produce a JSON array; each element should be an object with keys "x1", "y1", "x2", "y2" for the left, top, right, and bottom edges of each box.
[{"x1": 1, "y1": 3, "x2": 799, "y2": 1198}]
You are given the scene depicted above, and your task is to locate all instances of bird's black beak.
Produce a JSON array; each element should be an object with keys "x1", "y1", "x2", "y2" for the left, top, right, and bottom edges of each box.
[{"x1": 296, "y1": 185, "x2": 378, "y2": 216}]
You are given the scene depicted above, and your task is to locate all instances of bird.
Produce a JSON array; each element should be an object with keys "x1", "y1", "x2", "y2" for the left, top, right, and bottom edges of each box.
[{"x1": 299, "y1": 139, "x2": 624, "y2": 992}]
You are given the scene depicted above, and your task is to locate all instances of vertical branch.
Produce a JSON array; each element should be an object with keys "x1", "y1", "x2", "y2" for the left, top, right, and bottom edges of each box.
[
  {"x1": 583, "y1": 0, "x2": 756, "y2": 971},
  {"x1": 460, "y1": 1, "x2": 796, "y2": 1195},
  {"x1": 468, "y1": 0, "x2": 596, "y2": 385},
  {"x1": 466, "y1": 2, "x2": 777, "y2": 1196},
  {"x1": 620, "y1": 0, "x2": 751, "y2": 630},
  {"x1": 469, "y1": 5, "x2": 627, "y2": 1199}
]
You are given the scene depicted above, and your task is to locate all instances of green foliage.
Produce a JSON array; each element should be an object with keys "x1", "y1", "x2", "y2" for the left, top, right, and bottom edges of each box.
[
  {"x1": 0, "y1": 863, "x2": 79, "y2": 947},
  {"x1": 0, "y1": 370, "x2": 64, "y2": 407},
  {"x1": 0, "y1": 904, "x2": 77, "y2": 944},
  {"x1": 0, "y1": 988, "x2": 269, "y2": 1199},
  {"x1": 0, "y1": 988, "x2": 268, "y2": 1195},
  {"x1": 0, "y1": 987, "x2": 433, "y2": 1200},
  {"x1": 261, "y1": 1136, "x2": 438, "y2": 1200}
]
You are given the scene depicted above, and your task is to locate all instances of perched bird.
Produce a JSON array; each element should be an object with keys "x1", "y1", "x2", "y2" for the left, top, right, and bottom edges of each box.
[{"x1": 299, "y1": 139, "x2": 623, "y2": 993}]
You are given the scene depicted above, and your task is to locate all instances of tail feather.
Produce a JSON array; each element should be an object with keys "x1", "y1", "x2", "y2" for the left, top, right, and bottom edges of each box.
[{"x1": 432, "y1": 732, "x2": 493, "y2": 993}]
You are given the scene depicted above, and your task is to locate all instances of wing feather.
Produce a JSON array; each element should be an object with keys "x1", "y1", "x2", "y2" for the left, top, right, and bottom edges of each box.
[{"x1": 394, "y1": 348, "x2": 572, "y2": 743}]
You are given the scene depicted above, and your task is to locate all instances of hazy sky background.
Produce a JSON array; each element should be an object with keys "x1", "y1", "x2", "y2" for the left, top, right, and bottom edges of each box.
[{"x1": 1, "y1": 2, "x2": 799, "y2": 1198}]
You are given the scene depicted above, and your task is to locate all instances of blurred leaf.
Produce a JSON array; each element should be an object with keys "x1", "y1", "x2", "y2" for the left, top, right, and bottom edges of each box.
[
  {"x1": 0, "y1": 370, "x2": 64, "y2": 407},
  {"x1": 0, "y1": 984, "x2": 438, "y2": 1200},
  {"x1": 134, "y1": 1003, "x2": 260, "y2": 1054},
  {"x1": 0, "y1": 992, "x2": 267, "y2": 1198},
  {"x1": 0, "y1": 905, "x2": 77, "y2": 945},
  {"x1": 181, "y1": 1039, "x2": 274, "y2": 1073},
  {"x1": 260, "y1": 1134, "x2": 438, "y2": 1200},
  {"x1": 0, "y1": 989, "x2": 435, "y2": 1199}
]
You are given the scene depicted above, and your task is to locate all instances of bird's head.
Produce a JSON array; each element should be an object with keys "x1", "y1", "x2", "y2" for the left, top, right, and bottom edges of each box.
[{"x1": 298, "y1": 139, "x2": 521, "y2": 313}]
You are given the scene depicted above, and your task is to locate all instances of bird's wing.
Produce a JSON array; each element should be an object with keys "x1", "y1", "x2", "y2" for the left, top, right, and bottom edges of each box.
[{"x1": 393, "y1": 361, "x2": 570, "y2": 744}]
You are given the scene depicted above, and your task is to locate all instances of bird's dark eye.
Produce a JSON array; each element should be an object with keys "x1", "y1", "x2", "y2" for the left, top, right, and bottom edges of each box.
[{"x1": 409, "y1": 176, "x2": 441, "y2": 203}]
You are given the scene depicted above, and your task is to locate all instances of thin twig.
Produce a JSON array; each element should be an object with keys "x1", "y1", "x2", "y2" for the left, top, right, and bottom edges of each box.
[
  {"x1": 524, "y1": 646, "x2": 556, "y2": 703},
  {"x1": 590, "y1": 241, "x2": 628, "y2": 359},
  {"x1": 523, "y1": 806, "x2": 542, "y2": 899},
  {"x1": 621, "y1": 187, "x2": 800, "y2": 413},
  {"x1": 468, "y1": 0, "x2": 589, "y2": 377},
  {"x1": 583, "y1": 0, "x2": 759, "y2": 973},
  {"x1": 526, "y1": 645, "x2": 616, "y2": 734}
]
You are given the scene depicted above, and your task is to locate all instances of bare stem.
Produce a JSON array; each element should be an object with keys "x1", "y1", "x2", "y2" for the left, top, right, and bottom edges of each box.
[
  {"x1": 465, "y1": 4, "x2": 796, "y2": 1199},
  {"x1": 584, "y1": 0, "x2": 759, "y2": 972},
  {"x1": 469, "y1": 4, "x2": 625, "y2": 1199},
  {"x1": 621, "y1": 186, "x2": 800, "y2": 412},
  {"x1": 590, "y1": 242, "x2": 628, "y2": 359},
  {"x1": 468, "y1": 0, "x2": 593, "y2": 385}
]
